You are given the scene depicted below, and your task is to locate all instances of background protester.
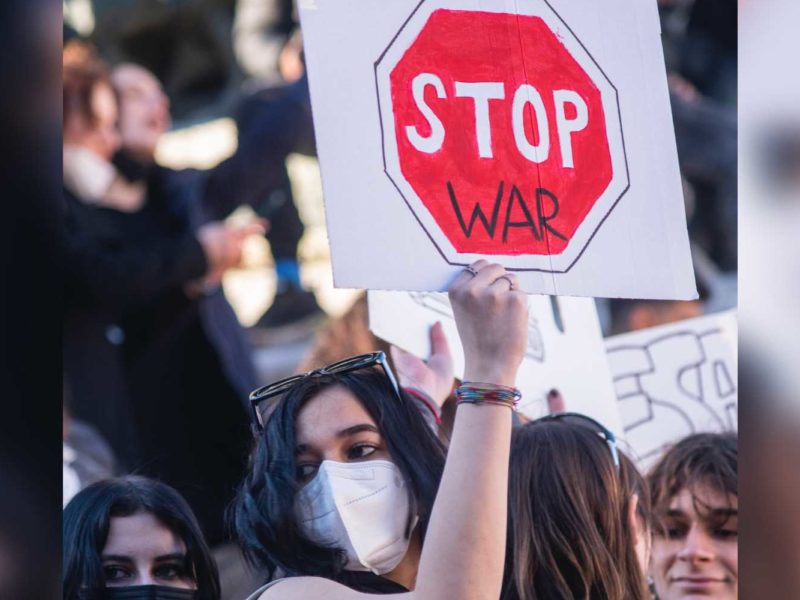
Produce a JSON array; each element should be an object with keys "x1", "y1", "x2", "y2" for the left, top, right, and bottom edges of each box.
[
  {"x1": 63, "y1": 41, "x2": 263, "y2": 545},
  {"x1": 234, "y1": 261, "x2": 528, "y2": 599},
  {"x1": 111, "y1": 59, "x2": 321, "y2": 333},
  {"x1": 647, "y1": 432, "x2": 738, "y2": 600},
  {"x1": 63, "y1": 476, "x2": 221, "y2": 600},
  {"x1": 230, "y1": 0, "x2": 323, "y2": 329},
  {"x1": 501, "y1": 415, "x2": 652, "y2": 600}
]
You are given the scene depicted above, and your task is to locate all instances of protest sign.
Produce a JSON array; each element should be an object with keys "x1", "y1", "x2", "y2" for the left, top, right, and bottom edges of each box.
[
  {"x1": 368, "y1": 291, "x2": 623, "y2": 434},
  {"x1": 606, "y1": 310, "x2": 738, "y2": 467},
  {"x1": 299, "y1": 0, "x2": 696, "y2": 299}
]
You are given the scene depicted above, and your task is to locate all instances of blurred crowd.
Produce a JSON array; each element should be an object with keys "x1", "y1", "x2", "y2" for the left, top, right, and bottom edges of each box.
[{"x1": 59, "y1": 0, "x2": 740, "y2": 599}]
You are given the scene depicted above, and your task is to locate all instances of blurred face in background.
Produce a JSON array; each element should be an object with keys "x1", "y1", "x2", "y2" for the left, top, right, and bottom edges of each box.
[
  {"x1": 112, "y1": 64, "x2": 171, "y2": 161},
  {"x1": 101, "y1": 511, "x2": 196, "y2": 589},
  {"x1": 627, "y1": 300, "x2": 703, "y2": 332},
  {"x1": 650, "y1": 485, "x2": 738, "y2": 600},
  {"x1": 63, "y1": 81, "x2": 121, "y2": 161}
]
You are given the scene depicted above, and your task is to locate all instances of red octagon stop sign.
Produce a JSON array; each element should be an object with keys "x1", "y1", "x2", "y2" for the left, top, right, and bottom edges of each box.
[{"x1": 376, "y1": 1, "x2": 628, "y2": 272}]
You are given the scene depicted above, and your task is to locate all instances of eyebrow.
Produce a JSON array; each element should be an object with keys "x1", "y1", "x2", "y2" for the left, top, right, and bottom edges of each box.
[
  {"x1": 101, "y1": 552, "x2": 187, "y2": 563},
  {"x1": 296, "y1": 423, "x2": 380, "y2": 454},
  {"x1": 101, "y1": 555, "x2": 133, "y2": 563},
  {"x1": 338, "y1": 424, "x2": 380, "y2": 437}
]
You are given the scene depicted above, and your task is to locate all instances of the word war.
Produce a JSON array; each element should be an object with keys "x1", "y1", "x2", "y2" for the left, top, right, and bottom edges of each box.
[{"x1": 446, "y1": 180, "x2": 567, "y2": 243}]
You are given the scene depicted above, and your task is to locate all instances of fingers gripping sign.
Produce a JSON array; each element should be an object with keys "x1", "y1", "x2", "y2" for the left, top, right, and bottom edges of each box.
[{"x1": 449, "y1": 261, "x2": 529, "y2": 387}]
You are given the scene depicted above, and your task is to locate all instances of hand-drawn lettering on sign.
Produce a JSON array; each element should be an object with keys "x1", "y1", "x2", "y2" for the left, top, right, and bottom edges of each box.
[
  {"x1": 606, "y1": 327, "x2": 737, "y2": 466},
  {"x1": 408, "y1": 291, "x2": 545, "y2": 361},
  {"x1": 375, "y1": 0, "x2": 629, "y2": 272}
]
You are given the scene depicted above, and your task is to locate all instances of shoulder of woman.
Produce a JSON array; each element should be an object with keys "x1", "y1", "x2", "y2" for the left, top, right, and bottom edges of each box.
[{"x1": 257, "y1": 576, "x2": 400, "y2": 600}]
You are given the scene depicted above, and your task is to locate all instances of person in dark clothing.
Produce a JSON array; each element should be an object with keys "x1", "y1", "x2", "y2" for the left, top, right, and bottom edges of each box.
[
  {"x1": 112, "y1": 60, "x2": 323, "y2": 330},
  {"x1": 231, "y1": 0, "x2": 324, "y2": 328},
  {"x1": 63, "y1": 41, "x2": 262, "y2": 544}
]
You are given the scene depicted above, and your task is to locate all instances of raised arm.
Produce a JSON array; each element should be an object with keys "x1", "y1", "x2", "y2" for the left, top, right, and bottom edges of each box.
[
  {"x1": 261, "y1": 261, "x2": 527, "y2": 600},
  {"x1": 412, "y1": 260, "x2": 528, "y2": 600}
]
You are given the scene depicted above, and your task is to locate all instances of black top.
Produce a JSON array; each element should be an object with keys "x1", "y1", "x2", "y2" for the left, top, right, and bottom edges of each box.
[{"x1": 334, "y1": 571, "x2": 409, "y2": 593}]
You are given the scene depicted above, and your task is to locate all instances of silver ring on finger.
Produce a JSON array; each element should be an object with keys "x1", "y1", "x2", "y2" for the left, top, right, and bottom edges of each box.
[{"x1": 496, "y1": 274, "x2": 516, "y2": 290}]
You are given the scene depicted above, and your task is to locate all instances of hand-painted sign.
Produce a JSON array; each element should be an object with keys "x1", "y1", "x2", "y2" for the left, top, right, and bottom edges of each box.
[
  {"x1": 377, "y1": 5, "x2": 627, "y2": 271},
  {"x1": 606, "y1": 311, "x2": 738, "y2": 468},
  {"x1": 299, "y1": 0, "x2": 696, "y2": 298}
]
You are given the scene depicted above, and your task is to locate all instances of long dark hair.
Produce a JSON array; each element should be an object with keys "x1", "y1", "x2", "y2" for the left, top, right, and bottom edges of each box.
[
  {"x1": 63, "y1": 476, "x2": 220, "y2": 600},
  {"x1": 231, "y1": 368, "x2": 446, "y2": 580},
  {"x1": 502, "y1": 421, "x2": 651, "y2": 600}
]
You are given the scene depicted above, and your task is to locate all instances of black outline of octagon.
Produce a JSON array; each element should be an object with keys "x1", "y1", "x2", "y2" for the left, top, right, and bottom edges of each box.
[{"x1": 373, "y1": 0, "x2": 630, "y2": 274}]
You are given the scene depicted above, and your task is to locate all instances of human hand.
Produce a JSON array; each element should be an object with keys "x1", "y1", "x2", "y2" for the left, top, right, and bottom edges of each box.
[
  {"x1": 197, "y1": 220, "x2": 266, "y2": 284},
  {"x1": 448, "y1": 260, "x2": 528, "y2": 387},
  {"x1": 390, "y1": 321, "x2": 454, "y2": 408}
]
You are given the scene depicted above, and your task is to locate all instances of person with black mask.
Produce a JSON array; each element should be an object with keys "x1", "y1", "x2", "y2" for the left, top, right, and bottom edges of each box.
[{"x1": 63, "y1": 476, "x2": 220, "y2": 600}]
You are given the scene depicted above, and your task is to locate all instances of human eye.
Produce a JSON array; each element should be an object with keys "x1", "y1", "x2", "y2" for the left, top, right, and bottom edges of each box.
[
  {"x1": 712, "y1": 527, "x2": 738, "y2": 540},
  {"x1": 712, "y1": 519, "x2": 738, "y2": 540},
  {"x1": 296, "y1": 462, "x2": 319, "y2": 483},
  {"x1": 154, "y1": 561, "x2": 190, "y2": 581},
  {"x1": 102, "y1": 564, "x2": 132, "y2": 583},
  {"x1": 347, "y1": 443, "x2": 378, "y2": 460},
  {"x1": 666, "y1": 526, "x2": 688, "y2": 540},
  {"x1": 660, "y1": 520, "x2": 688, "y2": 540}
]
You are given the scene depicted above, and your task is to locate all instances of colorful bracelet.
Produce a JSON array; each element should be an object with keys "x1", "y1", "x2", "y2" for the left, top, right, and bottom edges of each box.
[{"x1": 455, "y1": 382, "x2": 521, "y2": 410}]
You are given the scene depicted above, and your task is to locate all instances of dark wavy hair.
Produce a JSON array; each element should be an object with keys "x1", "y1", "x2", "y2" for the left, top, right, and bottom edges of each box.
[
  {"x1": 63, "y1": 476, "x2": 220, "y2": 600},
  {"x1": 647, "y1": 432, "x2": 738, "y2": 534},
  {"x1": 231, "y1": 368, "x2": 446, "y2": 580},
  {"x1": 502, "y1": 420, "x2": 651, "y2": 600}
]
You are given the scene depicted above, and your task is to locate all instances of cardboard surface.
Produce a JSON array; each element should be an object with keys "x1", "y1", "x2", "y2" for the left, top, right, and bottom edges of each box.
[
  {"x1": 299, "y1": 0, "x2": 695, "y2": 299},
  {"x1": 606, "y1": 310, "x2": 738, "y2": 468},
  {"x1": 368, "y1": 291, "x2": 623, "y2": 434}
]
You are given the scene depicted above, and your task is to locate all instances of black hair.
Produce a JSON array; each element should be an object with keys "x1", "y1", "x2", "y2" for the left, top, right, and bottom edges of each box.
[
  {"x1": 231, "y1": 368, "x2": 446, "y2": 580},
  {"x1": 63, "y1": 476, "x2": 220, "y2": 600}
]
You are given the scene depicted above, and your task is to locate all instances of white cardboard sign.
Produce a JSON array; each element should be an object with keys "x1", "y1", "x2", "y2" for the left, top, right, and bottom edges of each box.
[
  {"x1": 299, "y1": 0, "x2": 696, "y2": 299},
  {"x1": 368, "y1": 291, "x2": 624, "y2": 435},
  {"x1": 606, "y1": 311, "x2": 738, "y2": 468}
]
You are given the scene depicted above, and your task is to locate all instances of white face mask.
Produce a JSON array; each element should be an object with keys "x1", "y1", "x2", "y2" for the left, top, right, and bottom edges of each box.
[{"x1": 294, "y1": 459, "x2": 416, "y2": 575}]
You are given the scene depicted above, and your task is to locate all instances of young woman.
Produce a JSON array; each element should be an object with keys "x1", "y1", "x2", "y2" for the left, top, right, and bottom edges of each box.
[
  {"x1": 233, "y1": 260, "x2": 529, "y2": 600},
  {"x1": 501, "y1": 414, "x2": 653, "y2": 600},
  {"x1": 63, "y1": 476, "x2": 220, "y2": 600},
  {"x1": 647, "y1": 432, "x2": 738, "y2": 600}
]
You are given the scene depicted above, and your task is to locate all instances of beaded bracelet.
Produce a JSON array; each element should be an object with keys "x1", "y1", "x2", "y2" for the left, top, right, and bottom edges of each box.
[{"x1": 455, "y1": 382, "x2": 521, "y2": 410}]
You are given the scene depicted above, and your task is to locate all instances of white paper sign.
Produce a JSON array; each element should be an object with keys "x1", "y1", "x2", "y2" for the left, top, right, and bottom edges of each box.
[
  {"x1": 299, "y1": 0, "x2": 695, "y2": 299},
  {"x1": 605, "y1": 311, "x2": 738, "y2": 468},
  {"x1": 368, "y1": 291, "x2": 623, "y2": 435}
]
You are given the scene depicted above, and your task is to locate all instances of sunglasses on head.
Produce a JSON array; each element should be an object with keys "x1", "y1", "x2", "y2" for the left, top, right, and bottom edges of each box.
[
  {"x1": 534, "y1": 412, "x2": 620, "y2": 470},
  {"x1": 249, "y1": 351, "x2": 401, "y2": 429}
]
